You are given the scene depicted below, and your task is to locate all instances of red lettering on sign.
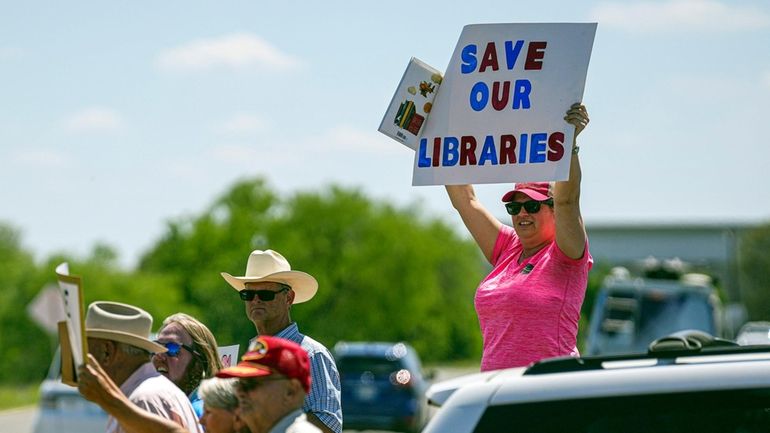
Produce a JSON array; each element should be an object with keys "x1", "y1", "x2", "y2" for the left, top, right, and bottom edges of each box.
[
  {"x1": 525, "y1": 41, "x2": 547, "y2": 70},
  {"x1": 460, "y1": 136, "x2": 478, "y2": 165},
  {"x1": 500, "y1": 134, "x2": 517, "y2": 164},
  {"x1": 479, "y1": 42, "x2": 500, "y2": 73},
  {"x1": 547, "y1": 132, "x2": 565, "y2": 161}
]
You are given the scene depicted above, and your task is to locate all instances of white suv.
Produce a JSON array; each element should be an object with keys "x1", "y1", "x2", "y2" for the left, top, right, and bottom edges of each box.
[{"x1": 423, "y1": 331, "x2": 770, "y2": 433}]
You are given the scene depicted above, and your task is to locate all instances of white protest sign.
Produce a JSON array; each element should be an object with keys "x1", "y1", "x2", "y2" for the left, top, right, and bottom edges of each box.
[
  {"x1": 218, "y1": 344, "x2": 240, "y2": 368},
  {"x1": 412, "y1": 23, "x2": 597, "y2": 186},
  {"x1": 55, "y1": 262, "x2": 87, "y2": 371}
]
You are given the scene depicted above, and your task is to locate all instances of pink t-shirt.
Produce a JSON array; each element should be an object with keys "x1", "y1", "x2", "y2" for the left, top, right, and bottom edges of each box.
[{"x1": 475, "y1": 224, "x2": 592, "y2": 371}]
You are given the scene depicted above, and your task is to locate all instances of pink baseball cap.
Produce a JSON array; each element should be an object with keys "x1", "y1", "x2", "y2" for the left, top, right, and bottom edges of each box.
[{"x1": 501, "y1": 182, "x2": 551, "y2": 202}]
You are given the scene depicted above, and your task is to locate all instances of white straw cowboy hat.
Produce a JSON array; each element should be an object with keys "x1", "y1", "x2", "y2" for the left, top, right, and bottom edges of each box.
[
  {"x1": 85, "y1": 301, "x2": 166, "y2": 354},
  {"x1": 221, "y1": 249, "x2": 318, "y2": 304}
]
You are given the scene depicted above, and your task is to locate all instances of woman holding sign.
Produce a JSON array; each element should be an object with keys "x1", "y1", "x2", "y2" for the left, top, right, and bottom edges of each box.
[{"x1": 445, "y1": 103, "x2": 592, "y2": 371}]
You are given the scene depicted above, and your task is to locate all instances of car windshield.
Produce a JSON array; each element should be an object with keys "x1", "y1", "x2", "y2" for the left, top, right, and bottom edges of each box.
[
  {"x1": 594, "y1": 289, "x2": 715, "y2": 354},
  {"x1": 472, "y1": 388, "x2": 770, "y2": 433},
  {"x1": 337, "y1": 356, "x2": 403, "y2": 378}
]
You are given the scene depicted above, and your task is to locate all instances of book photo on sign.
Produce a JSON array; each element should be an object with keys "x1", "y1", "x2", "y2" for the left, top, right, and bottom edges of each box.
[{"x1": 378, "y1": 57, "x2": 442, "y2": 149}]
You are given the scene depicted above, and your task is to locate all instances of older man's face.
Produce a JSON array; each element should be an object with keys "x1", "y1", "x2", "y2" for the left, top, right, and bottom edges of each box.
[
  {"x1": 86, "y1": 337, "x2": 121, "y2": 382},
  {"x1": 87, "y1": 337, "x2": 120, "y2": 367},
  {"x1": 235, "y1": 376, "x2": 290, "y2": 432}
]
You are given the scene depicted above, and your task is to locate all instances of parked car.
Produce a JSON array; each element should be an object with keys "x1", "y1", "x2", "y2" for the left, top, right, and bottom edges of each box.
[
  {"x1": 423, "y1": 330, "x2": 770, "y2": 433},
  {"x1": 31, "y1": 346, "x2": 107, "y2": 433},
  {"x1": 334, "y1": 341, "x2": 430, "y2": 433},
  {"x1": 736, "y1": 321, "x2": 770, "y2": 345},
  {"x1": 586, "y1": 268, "x2": 723, "y2": 355}
]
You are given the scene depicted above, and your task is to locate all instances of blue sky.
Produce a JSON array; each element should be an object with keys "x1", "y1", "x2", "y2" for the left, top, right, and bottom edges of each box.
[{"x1": 2, "y1": 0, "x2": 769, "y2": 268}]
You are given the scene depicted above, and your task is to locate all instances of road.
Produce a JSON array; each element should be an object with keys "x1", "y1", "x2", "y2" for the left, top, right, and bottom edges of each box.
[
  {"x1": 0, "y1": 365, "x2": 478, "y2": 433},
  {"x1": 0, "y1": 406, "x2": 36, "y2": 433}
]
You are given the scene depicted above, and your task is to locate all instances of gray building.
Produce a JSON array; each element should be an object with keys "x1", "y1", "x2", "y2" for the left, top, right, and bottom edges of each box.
[{"x1": 585, "y1": 222, "x2": 756, "y2": 302}]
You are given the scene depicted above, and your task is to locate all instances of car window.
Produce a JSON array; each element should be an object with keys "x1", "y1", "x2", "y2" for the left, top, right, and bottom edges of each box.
[{"x1": 472, "y1": 388, "x2": 770, "y2": 433}]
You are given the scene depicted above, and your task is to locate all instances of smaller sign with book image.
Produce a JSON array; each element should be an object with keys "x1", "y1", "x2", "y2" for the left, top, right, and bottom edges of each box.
[{"x1": 379, "y1": 57, "x2": 442, "y2": 149}]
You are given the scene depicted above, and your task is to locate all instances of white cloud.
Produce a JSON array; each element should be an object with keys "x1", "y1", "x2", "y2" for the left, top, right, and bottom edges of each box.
[
  {"x1": 216, "y1": 113, "x2": 269, "y2": 135},
  {"x1": 0, "y1": 46, "x2": 22, "y2": 61},
  {"x1": 157, "y1": 33, "x2": 302, "y2": 72},
  {"x1": 591, "y1": 0, "x2": 770, "y2": 33},
  {"x1": 62, "y1": 107, "x2": 124, "y2": 133},
  {"x1": 210, "y1": 124, "x2": 403, "y2": 164},
  {"x1": 210, "y1": 143, "x2": 265, "y2": 163},
  {"x1": 321, "y1": 124, "x2": 404, "y2": 155},
  {"x1": 12, "y1": 148, "x2": 72, "y2": 168},
  {"x1": 208, "y1": 142, "x2": 301, "y2": 169},
  {"x1": 197, "y1": 124, "x2": 405, "y2": 183}
]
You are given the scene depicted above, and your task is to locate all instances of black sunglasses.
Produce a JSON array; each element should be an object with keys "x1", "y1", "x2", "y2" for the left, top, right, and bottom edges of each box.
[
  {"x1": 239, "y1": 287, "x2": 290, "y2": 302},
  {"x1": 505, "y1": 199, "x2": 553, "y2": 216},
  {"x1": 154, "y1": 341, "x2": 201, "y2": 359},
  {"x1": 236, "y1": 376, "x2": 289, "y2": 393}
]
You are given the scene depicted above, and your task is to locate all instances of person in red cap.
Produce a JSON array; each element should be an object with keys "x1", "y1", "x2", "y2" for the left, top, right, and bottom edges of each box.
[
  {"x1": 217, "y1": 336, "x2": 321, "y2": 433},
  {"x1": 445, "y1": 103, "x2": 593, "y2": 371}
]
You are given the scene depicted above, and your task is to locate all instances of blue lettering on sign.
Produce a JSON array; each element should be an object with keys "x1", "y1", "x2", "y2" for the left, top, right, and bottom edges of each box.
[
  {"x1": 417, "y1": 138, "x2": 431, "y2": 167},
  {"x1": 512, "y1": 80, "x2": 532, "y2": 109},
  {"x1": 468, "y1": 79, "x2": 532, "y2": 111},
  {"x1": 478, "y1": 135, "x2": 498, "y2": 166},
  {"x1": 461, "y1": 44, "x2": 477, "y2": 74},
  {"x1": 530, "y1": 133, "x2": 547, "y2": 163},
  {"x1": 442, "y1": 136, "x2": 460, "y2": 166},
  {"x1": 469, "y1": 82, "x2": 489, "y2": 111},
  {"x1": 518, "y1": 134, "x2": 528, "y2": 164},
  {"x1": 504, "y1": 40, "x2": 524, "y2": 70}
]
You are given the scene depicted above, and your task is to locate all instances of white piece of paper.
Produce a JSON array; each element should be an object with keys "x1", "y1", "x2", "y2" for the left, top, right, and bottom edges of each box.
[{"x1": 218, "y1": 344, "x2": 240, "y2": 367}]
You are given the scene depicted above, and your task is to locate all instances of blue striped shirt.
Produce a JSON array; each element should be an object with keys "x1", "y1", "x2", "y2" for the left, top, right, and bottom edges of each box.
[{"x1": 252, "y1": 323, "x2": 342, "y2": 433}]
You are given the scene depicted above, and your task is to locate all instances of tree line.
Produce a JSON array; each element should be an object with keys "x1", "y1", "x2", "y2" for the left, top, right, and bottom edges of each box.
[
  {"x1": 3, "y1": 177, "x2": 765, "y2": 385},
  {"x1": 0, "y1": 178, "x2": 487, "y2": 384}
]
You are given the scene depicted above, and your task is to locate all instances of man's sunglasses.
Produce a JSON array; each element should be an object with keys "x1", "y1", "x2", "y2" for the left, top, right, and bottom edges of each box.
[
  {"x1": 505, "y1": 199, "x2": 554, "y2": 216},
  {"x1": 236, "y1": 376, "x2": 289, "y2": 393},
  {"x1": 154, "y1": 341, "x2": 202, "y2": 359},
  {"x1": 239, "y1": 287, "x2": 290, "y2": 302}
]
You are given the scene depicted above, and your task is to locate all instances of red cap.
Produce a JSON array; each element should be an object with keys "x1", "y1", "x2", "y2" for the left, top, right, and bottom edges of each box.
[
  {"x1": 501, "y1": 182, "x2": 551, "y2": 202},
  {"x1": 216, "y1": 336, "x2": 311, "y2": 393}
]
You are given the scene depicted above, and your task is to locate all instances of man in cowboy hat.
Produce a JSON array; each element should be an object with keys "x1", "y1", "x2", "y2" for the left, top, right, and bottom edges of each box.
[
  {"x1": 217, "y1": 335, "x2": 321, "y2": 433},
  {"x1": 222, "y1": 249, "x2": 342, "y2": 433},
  {"x1": 78, "y1": 301, "x2": 202, "y2": 433}
]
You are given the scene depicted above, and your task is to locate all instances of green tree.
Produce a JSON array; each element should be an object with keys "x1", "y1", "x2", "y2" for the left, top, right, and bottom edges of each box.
[
  {"x1": 268, "y1": 186, "x2": 483, "y2": 360},
  {"x1": 738, "y1": 222, "x2": 770, "y2": 320},
  {"x1": 0, "y1": 223, "x2": 51, "y2": 383},
  {"x1": 42, "y1": 244, "x2": 192, "y2": 326},
  {"x1": 139, "y1": 178, "x2": 278, "y2": 348},
  {"x1": 139, "y1": 178, "x2": 485, "y2": 361}
]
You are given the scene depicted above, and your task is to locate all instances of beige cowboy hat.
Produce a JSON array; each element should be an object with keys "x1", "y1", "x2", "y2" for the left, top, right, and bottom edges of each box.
[
  {"x1": 85, "y1": 301, "x2": 166, "y2": 354},
  {"x1": 221, "y1": 249, "x2": 318, "y2": 304}
]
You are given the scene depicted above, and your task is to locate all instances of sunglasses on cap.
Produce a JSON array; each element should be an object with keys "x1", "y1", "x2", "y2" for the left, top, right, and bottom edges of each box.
[
  {"x1": 239, "y1": 286, "x2": 290, "y2": 302},
  {"x1": 154, "y1": 341, "x2": 202, "y2": 359},
  {"x1": 505, "y1": 199, "x2": 554, "y2": 216}
]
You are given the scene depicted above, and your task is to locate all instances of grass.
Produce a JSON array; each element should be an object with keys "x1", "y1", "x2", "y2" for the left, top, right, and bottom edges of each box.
[{"x1": 0, "y1": 384, "x2": 39, "y2": 411}]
